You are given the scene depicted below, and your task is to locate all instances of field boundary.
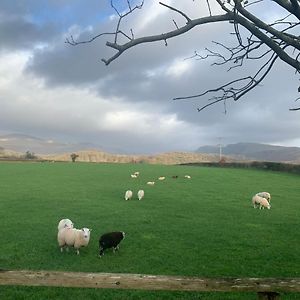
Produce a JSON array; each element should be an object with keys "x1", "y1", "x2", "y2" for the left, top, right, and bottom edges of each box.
[
  {"x1": 0, "y1": 269, "x2": 299, "y2": 298},
  {"x1": 182, "y1": 161, "x2": 300, "y2": 174}
]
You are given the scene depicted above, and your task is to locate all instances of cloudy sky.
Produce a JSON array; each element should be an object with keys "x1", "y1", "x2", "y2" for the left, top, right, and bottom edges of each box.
[{"x1": 0, "y1": 0, "x2": 299, "y2": 154}]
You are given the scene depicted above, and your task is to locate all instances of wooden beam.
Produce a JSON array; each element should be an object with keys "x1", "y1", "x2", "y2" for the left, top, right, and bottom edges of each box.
[
  {"x1": 0, "y1": 270, "x2": 299, "y2": 293},
  {"x1": 258, "y1": 292, "x2": 280, "y2": 300}
]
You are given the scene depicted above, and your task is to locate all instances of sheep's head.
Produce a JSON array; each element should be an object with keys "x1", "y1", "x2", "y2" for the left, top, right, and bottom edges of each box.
[
  {"x1": 64, "y1": 222, "x2": 74, "y2": 229},
  {"x1": 81, "y1": 228, "x2": 91, "y2": 239}
]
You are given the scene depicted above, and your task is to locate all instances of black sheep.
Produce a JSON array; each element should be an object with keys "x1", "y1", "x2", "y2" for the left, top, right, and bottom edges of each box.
[{"x1": 99, "y1": 231, "x2": 125, "y2": 256}]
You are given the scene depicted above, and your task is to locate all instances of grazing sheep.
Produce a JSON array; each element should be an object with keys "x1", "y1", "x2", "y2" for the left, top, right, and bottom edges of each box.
[
  {"x1": 125, "y1": 190, "x2": 133, "y2": 200},
  {"x1": 172, "y1": 175, "x2": 178, "y2": 179},
  {"x1": 252, "y1": 195, "x2": 263, "y2": 208},
  {"x1": 57, "y1": 227, "x2": 91, "y2": 255},
  {"x1": 137, "y1": 189, "x2": 144, "y2": 200},
  {"x1": 57, "y1": 218, "x2": 74, "y2": 231},
  {"x1": 134, "y1": 171, "x2": 140, "y2": 176},
  {"x1": 184, "y1": 175, "x2": 191, "y2": 179},
  {"x1": 256, "y1": 192, "x2": 271, "y2": 203},
  {"x1": 131, "y1": 174, "x2": 137, "y2": 178},
  {"x1": 147, "y1": 181, "x2": 155, "y2": 185},
  {"x1": 99, "y1": 231, "x2": 125, "y2": 257},
  {"x1": 252, "y1": 195, "x2": 271, "y2": 210},
  {"x1": 158, "y1": 176, "x2": 165, "y2": 180},
  {"x1": 258, "y1": 197, "x2": 271, "y2": 210}
]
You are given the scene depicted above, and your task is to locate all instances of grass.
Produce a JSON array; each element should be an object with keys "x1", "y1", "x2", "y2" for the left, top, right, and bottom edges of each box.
[{"x1": 0, "y1": 161, "x2": 299, "y2": 299}]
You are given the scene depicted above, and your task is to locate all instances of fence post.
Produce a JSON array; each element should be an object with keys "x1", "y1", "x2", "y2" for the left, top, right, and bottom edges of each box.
[{"x1": 258, "y1": 292, "x2": 280, "y2": 300}]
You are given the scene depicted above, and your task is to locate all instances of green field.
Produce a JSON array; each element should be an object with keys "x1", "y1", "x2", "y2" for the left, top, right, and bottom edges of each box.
[{"x1": 0, "y1": 162, "x2": 299, "y2": 299}]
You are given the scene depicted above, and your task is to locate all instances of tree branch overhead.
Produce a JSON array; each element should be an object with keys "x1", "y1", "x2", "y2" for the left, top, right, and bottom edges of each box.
[{"x1": 66, "y1": 0, "x2": 300, "y2": 111}]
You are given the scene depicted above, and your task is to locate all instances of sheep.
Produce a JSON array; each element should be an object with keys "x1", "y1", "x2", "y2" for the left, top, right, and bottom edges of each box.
[
  {"x1": 258, "y1": 197, "x2": 271, "y2": 210},
  {"x1": 147, "y1": 181, "x2": 155, "y2": 185},
  {"x1": 131, "y1": 174, "x2": 137, "y2": 178},
  {"x1": 57, "y1": 227, "x2": 91, "y2": 255},
  {"x1": 184, "y1": 175, "x2": 191, "y2": 179},
  {"x1": 57, "y1": 218, "x2": 74, "y2": 231},
  {"x1": 134, "y1": 171, "x2": 140, "y2": 176},
  {"x1": 172, "y1": 175, "x2": 178, "y2": 179},
  {"x1": 137, "y1": 189, "x2": 144, "y2": 200},
  {"x1": 256, "y1": 192, "x2": 271, "y2": 203},
  {"x1": 125, "y1": 190, "x2": 133, "y2": 200},
  {"x1": 252, "y1": 195, "x2": 271, "y2": 210},
  {"x1": 158, "y1": 176, "x2": 165, "y2": 181},
  {"x1": 252, "y1": 194, "x2": 263, "y2": 208},
  {"x1": 99, "y1": 231, "x2": 125, "y2": 257}
]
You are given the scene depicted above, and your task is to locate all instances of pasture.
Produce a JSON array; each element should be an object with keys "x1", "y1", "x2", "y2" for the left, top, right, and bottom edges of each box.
[{"x1": 0, "y1": 161, "x2": 299, "y2": 299}]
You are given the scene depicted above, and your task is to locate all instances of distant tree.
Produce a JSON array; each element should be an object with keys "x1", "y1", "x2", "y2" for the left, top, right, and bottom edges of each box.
[
  {"x1": 70, "y1": 153, "x2": 79, "y2": 162},
  {"x1": 219, "y1": 157, "x2": 227, "y2": 165},
  {"x1": 67, "y1": 0, "x2": 300, "y2": 111},
  {"x1": 24, "y1": 151, "x2": 37, "y2": 160}
]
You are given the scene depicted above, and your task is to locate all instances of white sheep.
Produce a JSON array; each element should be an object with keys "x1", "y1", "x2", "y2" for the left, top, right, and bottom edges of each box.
[
  {"x1": 252, "y1": 195, "x2": 271, "y2": 209},
  {"x1": 137, "y1": 190, "x2": 144, "y2": 200},
  {"x1": 134, "y1": 171, "x2": 140, "y2": 176},
  {"x1": 131, "y1": 174, "x2": 137, "y2": 178},
  {"x1": 125, "y1": 190, "x2": 133, "y2": 200},
  {"x1": 256, "y1": 192, "x2": 271, "y2": 203},
  {"x1": 57, "y1": 218, "x2": 74, "y2": 231},
  {"x1": 158, "y1": 176, "x2": 165, "y2": 181},
  {"x1": 57, "y1": 227, "x2": 91, "y2": 255},
  {"x1": 147, "y1": 181, "x2": 155, "y2": 185},
  {"x1": 184, "y1": 175, "x2": 191, "y2": 179},
  {"x1": 252, "y1": 195, "x2": 263, "y2": 208},
  {"x1": 258, "y1": 197, "x2": 271, "y2": 210}
]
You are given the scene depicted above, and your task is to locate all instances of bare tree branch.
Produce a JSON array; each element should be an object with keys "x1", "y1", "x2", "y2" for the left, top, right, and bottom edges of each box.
[
  {"x1": 206, "y1": 0, "x2": 212, "y2": 16},
  {"x1": 158, "y1": 2, "x2": 191, "y2": 23},
  {"x1": 174, "y1": 52, "x2": 278, "y2": 113},
  {"x1": 102, "y1": 13, "x2": 232, "y2": 65},
  {"x1": 67, "y1": 0, "x2": 300, "y2": 111}
]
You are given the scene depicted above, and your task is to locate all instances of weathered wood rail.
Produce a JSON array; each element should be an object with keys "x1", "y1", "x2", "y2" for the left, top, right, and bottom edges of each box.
[{"x1": 0, "y1": 270, "x2": 299, "y2": 299}]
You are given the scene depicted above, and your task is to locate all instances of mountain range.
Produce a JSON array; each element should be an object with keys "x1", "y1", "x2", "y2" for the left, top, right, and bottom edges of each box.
[
  {"x1": 1, "y1": 134, "x2": 300, "y2": 163},
  {"x1": 0, "y1": 133, "x2": 107, "y2": 155},
  {"x1": 0, "y1": 134, "x2": 220, "y2": 164},
  {"x1": 196, "y1": 142, "x2": 300, "y2": 163}
]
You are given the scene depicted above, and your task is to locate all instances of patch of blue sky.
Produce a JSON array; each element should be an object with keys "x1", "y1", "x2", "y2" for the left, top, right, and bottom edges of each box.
[{"x1": 26, "y1": 1, "x2": 114, "y2": 29}]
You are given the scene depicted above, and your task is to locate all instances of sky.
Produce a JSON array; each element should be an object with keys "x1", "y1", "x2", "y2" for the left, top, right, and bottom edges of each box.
[{"x1": 0, "y1": 0, "x2": 299, "y2": 154}]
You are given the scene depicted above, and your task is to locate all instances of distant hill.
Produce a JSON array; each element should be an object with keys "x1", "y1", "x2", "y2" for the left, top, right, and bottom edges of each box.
[
  {"x1": 2, "y1": 133, "x2": 300, "y2": 164},
  {"x1": 43, "y1": 150, "x2": 221, "y2": 165},
  {"x1": 0, "y1": 133, "x2": 223, "y2": 164},
  {"x1": 0, "y1": 133, "x2": 108, "y2": 155},
  {"x1": 196, "y1": 142, "x2": 300, "y2": 162}
]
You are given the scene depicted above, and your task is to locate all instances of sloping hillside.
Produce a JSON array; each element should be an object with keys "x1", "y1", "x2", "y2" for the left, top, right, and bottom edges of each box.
[
  {"x1": 0, "y1": 134, "x2": 108, "y2": 155},
  {"x1": 43, "y1": 150, "x2": 221, "y2": 165},
  {"x1": 197, "y1": 142, "x2": 300, "y2": 162}
]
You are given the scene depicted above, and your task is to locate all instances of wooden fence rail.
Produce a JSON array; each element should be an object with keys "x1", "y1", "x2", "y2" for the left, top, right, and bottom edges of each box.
[{"x1": 0, "y1": 270, "x2": 299, "y2": 299}]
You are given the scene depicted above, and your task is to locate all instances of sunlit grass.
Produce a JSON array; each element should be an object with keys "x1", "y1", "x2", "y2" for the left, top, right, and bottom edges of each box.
[{"x1": 0, "y1": 162, "x2": 299, "y2": 299}]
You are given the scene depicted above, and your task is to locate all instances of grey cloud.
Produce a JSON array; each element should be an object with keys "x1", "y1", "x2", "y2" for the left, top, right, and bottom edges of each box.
[
  {"x1": 0, "y1": 0, "x2": 110, "y2": 51},
  {"x1": 2, "y1": 0, "x2": 300, "y2": 153},
  {"x1": 0, "y1": 16, "x2": 57, "y2": 50}
]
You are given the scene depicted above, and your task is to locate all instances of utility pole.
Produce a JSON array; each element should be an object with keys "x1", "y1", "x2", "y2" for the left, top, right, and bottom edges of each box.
[{"x1": 218, "y1": 137, "x2": 223, "y2": 161}]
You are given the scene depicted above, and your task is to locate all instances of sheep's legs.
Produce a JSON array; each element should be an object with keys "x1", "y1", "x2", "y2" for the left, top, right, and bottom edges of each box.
[
  {"x1": 60, "y1": 245, "x2": 67, "y2": 252},
  {"x1": 99, "y1": 248, "x2": 104, "y2": 257},
  {"x1": 113, "y1": 245, "x2": 120, "y2": 253}
]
